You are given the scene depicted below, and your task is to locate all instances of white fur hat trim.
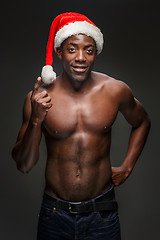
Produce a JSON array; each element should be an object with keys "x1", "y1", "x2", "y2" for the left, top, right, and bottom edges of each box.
[{"x1": 54, "y1": 21, "x2": 104, "y2": 55}]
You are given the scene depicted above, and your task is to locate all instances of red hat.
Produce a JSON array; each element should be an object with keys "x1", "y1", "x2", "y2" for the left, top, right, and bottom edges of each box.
[{"x1": 41, "y1": 12, "x2": 104, "y2": 84}]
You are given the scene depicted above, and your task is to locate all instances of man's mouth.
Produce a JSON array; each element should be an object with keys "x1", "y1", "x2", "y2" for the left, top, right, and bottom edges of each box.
[{"x1": 71, "y1": 65, "x2": 88, "y2": 73}]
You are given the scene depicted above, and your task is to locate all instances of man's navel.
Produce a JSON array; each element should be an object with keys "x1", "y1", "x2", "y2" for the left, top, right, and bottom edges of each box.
[{"x1": 75, "y1": 169, "x2": 81, "y2": 178}]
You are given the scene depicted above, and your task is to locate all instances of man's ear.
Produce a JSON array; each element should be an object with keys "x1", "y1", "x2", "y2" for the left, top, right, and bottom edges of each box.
[{"x1": 56, "y1": 47, "x2": 62, "y2": 60}]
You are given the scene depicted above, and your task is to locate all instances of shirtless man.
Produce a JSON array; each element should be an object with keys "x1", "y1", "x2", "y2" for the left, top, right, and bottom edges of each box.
[{"x1": 12, "y1": 13, "x2": 150, "y2": 240}]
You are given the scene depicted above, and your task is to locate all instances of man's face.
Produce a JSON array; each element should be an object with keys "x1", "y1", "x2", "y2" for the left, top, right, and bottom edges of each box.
[{"x1": 57, "y1": 34, "x2": 97, "y2": 83}]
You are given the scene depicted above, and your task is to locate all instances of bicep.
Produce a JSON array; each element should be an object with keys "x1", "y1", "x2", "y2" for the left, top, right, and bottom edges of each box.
[
  {"x1": 16, "y1": 92, "x2": 32, "y2": 142},
  {"x1": 119, "y1": 87, "x2": 147, "y2": 128}
]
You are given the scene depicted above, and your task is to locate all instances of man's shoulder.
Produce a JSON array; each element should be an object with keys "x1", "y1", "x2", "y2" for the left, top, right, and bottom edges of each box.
[{"x1": 93, "y1": 71, "x2": 130, "y2": 92}]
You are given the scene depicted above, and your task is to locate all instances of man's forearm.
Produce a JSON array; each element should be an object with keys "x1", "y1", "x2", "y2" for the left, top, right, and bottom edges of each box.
[
  {"x1": 12, "y1": 120, "x2": 42, "y2": 173},
  {"x1": 122, "y1": 117, "x2": 151, "y2": 173}
]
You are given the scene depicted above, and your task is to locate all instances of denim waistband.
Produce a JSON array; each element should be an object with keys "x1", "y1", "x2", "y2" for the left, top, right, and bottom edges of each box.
[{"x1": 42, "y1": 184, "x2": 117, "y2": 214}]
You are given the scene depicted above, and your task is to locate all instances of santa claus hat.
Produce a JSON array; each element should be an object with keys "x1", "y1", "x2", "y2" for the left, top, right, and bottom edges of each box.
[{"x1": 41, "y1": 12, "x2": 104, "y2": 84}]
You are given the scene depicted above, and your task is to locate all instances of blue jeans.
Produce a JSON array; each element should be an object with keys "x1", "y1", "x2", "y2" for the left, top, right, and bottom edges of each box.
[{"x1": 37, "y1": 187, "x2": 121, "y2": 240}]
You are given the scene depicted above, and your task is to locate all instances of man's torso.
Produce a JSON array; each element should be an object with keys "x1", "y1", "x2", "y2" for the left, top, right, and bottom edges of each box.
[{"x1": 41, "y1": 72, "x2": 121, "y2": 201}]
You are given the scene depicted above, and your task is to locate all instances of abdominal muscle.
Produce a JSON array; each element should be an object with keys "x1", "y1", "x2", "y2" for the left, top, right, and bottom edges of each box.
[{"x1": 44, "y1": 133, "x2": 112, "y2": 202}]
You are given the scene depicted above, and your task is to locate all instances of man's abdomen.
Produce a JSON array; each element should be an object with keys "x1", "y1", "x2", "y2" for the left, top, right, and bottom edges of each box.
[{"x1": 44, "y1": 133, "x2": 112, "y2": 201}]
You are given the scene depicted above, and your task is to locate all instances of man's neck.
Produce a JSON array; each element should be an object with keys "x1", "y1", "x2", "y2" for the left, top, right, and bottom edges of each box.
[{"x1": 59, "y1": 71, "x2": 95, "y2": 94}]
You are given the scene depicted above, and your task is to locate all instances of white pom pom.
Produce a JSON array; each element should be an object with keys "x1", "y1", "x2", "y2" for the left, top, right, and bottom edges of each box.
[{"x1": 41, "y1": 65, "x2": 56, "y2": 84}]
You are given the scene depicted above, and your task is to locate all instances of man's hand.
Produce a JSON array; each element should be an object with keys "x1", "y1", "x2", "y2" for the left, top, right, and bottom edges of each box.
[
  {"x1": 111, "y1": 166, "x2": 131, "y2": 186},
  {"x1": 30, "y1": 77, "x2": 52, "y2": 125}
]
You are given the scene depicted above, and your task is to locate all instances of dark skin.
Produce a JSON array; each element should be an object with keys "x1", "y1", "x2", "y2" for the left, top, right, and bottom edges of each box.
[{"x1": 12, "y1": 34, "x2": 150, "y2": 201}]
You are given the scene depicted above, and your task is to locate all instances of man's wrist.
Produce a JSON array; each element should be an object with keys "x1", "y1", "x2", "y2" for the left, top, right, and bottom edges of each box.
[
  {"x1": 30, "y1": 116, "x2": 42, "y2": 126},
  {"x1": 121, "y1": 163, "x2": 132, "y2": 175}
]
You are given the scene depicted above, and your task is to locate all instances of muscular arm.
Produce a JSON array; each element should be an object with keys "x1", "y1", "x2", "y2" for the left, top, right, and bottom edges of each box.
[
  {"x1": 112, "y1": 82, "x2": 151, "y2": 186},
  {"x1": 12, "y1": 77, "x2": 52, "y2": 173}
]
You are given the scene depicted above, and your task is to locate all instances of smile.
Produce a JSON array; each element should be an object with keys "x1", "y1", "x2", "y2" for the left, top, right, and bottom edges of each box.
[{"x1": 71, "y1": 65, "x2": 88, "y2": 73}]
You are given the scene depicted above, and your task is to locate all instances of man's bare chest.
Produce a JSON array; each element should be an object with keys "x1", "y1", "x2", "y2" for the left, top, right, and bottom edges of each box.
[{"x1": 43, "y1": 91, "x2": 119, "y2": 138}]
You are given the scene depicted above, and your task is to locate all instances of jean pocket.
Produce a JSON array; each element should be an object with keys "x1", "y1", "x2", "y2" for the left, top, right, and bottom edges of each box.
[
  {"x1": 39, "y1": 203, "x2": 56, "y2": 221},
  {"x1": 96, "y1": 210, "x2": 119, "y2": 223}
]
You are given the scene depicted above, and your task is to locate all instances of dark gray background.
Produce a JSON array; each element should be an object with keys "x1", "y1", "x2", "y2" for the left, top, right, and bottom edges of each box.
[{"x1": 1, "y1": 0, "x2": 160, "y2": 239}]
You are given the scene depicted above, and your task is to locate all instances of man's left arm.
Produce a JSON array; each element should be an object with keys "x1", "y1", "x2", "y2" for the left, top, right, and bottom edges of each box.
[{"x1": 112, "y1": 84, "x2": 151, "y2": 186}]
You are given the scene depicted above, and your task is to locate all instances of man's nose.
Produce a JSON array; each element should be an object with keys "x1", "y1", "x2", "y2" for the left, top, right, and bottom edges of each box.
[{"x1": 75, "y1": 50, "x2": 86, "y2": 62}]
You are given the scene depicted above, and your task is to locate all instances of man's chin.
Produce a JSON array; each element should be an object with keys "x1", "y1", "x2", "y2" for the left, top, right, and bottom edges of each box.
[{"x1": 71, "y1": 72, "x2": 90, "y2": 83}]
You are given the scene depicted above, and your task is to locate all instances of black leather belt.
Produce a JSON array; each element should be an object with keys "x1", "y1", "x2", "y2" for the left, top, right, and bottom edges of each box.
[{"x1": 43, "y1": 187, "x2": 118, "y2": 215}]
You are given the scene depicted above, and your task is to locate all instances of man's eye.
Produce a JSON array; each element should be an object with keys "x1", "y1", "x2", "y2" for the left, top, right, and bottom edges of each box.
[
  {"x1": 68, "y1": 48, "x2": 75, "y2": 53},
  {"x1": 86, "y1": 49, "x2": 93, "y2": 54}
]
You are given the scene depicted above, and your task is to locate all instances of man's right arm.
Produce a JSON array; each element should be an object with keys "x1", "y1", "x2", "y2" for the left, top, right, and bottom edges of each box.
[{"x1": 12, "y1": 77, "x2": 52, "y2": 173}]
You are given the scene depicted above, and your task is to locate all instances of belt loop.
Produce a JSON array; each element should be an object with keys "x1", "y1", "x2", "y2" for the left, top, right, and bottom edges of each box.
[{"x1": 91, "y1": 199, "x2": 97, "y2": 213}]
